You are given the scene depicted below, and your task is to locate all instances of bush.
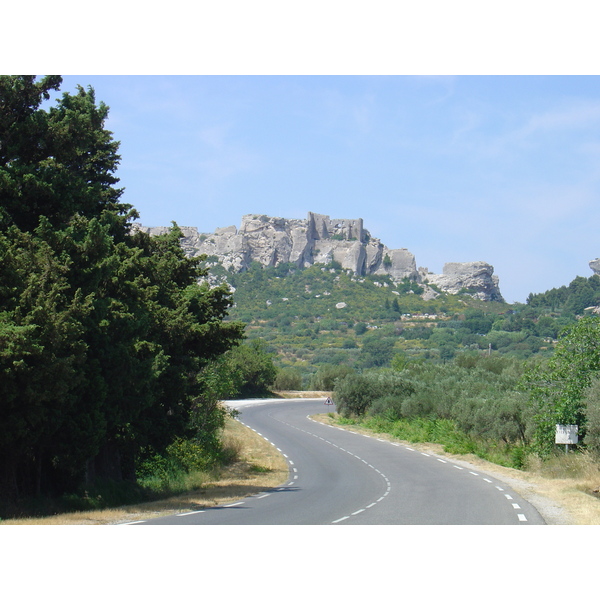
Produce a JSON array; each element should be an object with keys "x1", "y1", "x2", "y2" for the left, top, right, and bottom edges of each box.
[
  {"x1": 583, "y1": 377, "x2": 600, "y2": 455},
  {"x1": 334, "y1": 370, "x2": 414, "y2": 417},
  {"x1": 452, "y1": 392, "x2": 533, "y2": 444},
  {"x1": 275, "y1": 368, "x2": 303, "y2": 390},
  {"x1": 310, "y1": 364, "x2": 353, "y2": 391}
]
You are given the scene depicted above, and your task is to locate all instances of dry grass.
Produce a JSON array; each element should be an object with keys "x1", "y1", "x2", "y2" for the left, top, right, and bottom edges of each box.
[
  {"x1": 273, "y1": 390, "x2": 330, "y2": 398},
  {"x1": 1, "y1": 418, "x2": 289, "y2": 525}
]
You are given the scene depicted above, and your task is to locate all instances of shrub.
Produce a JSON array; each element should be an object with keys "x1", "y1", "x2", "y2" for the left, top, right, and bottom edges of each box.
[
  {"x1": 334, "y1": 370, "x2": 414, "y2": 418},
  {"x1": 275, "y1": 368, "x2": 302, "y2": 390},
  {"x1": 310, "y1": 364, "x2": 354, "y2": 391},
  {"x1": 583, "y1": 376, "x2": 600, "y2": 455}
]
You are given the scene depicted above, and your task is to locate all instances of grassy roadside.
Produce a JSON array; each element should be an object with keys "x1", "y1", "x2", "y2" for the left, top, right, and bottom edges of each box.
[
  {"x1": 0, "y1": 417, "x2": 289, "y2": 525},
  {"x1": 311, "y1": 412, "x2": 600, "y2": 525},
  {"x1": 4, "y1": 392, "x2": 600, "y2": 525}
]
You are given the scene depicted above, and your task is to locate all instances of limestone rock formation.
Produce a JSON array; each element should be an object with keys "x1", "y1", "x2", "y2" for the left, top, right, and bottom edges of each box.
[
  {"x1": 419, "y1": 262, "x2": 503, "y2": 302},
  {"x1": 135, "y1": 212, "x2": 504, "y2": 301},
  {"x1": 590, "y1": 258, "x2": 600, "y2": 276}
]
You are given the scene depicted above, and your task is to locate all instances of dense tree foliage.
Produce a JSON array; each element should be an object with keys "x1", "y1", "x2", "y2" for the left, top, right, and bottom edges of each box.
[
  {"x1": 522, "y1": 316, "x2": 600, "y2": 455},
  {"x1": 0, "y1": 76, "x2": 245, "y2": 506}
]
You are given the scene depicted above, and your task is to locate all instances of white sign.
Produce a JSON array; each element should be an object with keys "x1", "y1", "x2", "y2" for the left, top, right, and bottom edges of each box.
[{"x1": 555, "y1": 424, "x2": 578, "y2": 445}]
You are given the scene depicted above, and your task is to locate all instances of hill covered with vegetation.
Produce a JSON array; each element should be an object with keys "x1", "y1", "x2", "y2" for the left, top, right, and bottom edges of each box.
[{"x1": 213, "y1": 258, "x2": 600, "y2": 388}]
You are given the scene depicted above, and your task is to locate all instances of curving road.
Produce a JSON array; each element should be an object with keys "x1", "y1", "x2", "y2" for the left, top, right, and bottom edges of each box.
[{"x1": 128, "y1": 398, "x2": 545, "y2": 525}]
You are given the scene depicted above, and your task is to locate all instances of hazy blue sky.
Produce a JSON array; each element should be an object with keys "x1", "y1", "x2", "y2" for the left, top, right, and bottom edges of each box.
[{"x1": 49, "y1": 75, "x2": 600, "y2": 304}]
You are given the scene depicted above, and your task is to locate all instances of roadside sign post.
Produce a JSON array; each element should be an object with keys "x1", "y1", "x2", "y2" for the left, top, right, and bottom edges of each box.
[{"x1": 555, "y1": 424, "x2": 578, "y2": 454}]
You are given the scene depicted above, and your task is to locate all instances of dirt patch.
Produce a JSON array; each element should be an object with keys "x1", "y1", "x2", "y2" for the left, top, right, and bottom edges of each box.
[{"x1": 274, "y1": 390, "x2": 330, "y2": 398}]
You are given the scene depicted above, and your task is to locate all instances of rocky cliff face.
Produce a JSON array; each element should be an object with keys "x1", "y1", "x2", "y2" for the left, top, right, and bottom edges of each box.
[{"x1": 135, "y1": 212, "x2": 504, "y2": 302}]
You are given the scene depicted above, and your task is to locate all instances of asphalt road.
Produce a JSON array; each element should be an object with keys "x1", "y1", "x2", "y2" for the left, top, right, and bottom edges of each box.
[{"x1": 128, "y1": 398, "x2": 546, "y2": 525}]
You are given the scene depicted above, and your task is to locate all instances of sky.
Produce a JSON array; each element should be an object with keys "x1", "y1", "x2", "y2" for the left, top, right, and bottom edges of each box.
[{"x1": 45, "y1": 74, "x2": 600, "y2": 304}]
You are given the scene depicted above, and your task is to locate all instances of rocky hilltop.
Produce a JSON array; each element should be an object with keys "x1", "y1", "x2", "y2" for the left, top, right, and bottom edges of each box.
[{"x1": 136, "y1": 212, "x2": 504, "y2": 302}]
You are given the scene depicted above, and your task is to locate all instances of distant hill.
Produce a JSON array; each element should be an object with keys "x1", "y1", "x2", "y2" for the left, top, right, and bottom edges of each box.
[
  {"x1": 218, "y1": 260, "x2": 579, "y2": 382},
  {"x1": 136, "y1": 218, "x2": 600, "y2": 382}
]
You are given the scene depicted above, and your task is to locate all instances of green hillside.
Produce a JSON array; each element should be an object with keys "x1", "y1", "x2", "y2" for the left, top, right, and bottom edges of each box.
[{"x1": 209, "y1": 259, "x2": 599, "y2": 386}]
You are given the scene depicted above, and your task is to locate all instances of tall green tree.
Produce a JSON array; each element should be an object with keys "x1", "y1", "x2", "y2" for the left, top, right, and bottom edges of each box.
[
  {"x1": 0, "y1": 76, "x2": 244, "y2": 502},
  {"x1": 0, "y1": 76, "x2": 131, "y2": 233},
  {"x1": 522, "y1": 315, "x2": 600, "y2": 455}
]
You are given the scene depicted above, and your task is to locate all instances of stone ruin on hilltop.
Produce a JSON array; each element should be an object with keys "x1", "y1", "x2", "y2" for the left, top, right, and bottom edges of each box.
[{"x1": 135, "y1": 212, "x2": 504, "y2": 302}]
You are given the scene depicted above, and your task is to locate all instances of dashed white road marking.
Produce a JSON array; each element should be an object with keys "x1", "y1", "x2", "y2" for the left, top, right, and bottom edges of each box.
[
  {"x1": 244, "y1": 410, "x2": 535, "y2": 526},
  {"x1": 308, "y1": 414, "x2": 537, "y2": 525},
  {"x1": 177, "y1": 510, "x2": 205, "y2": 517},
  {"x1": 224, "y1": 502, "x2": 244, "y2": 507}
]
